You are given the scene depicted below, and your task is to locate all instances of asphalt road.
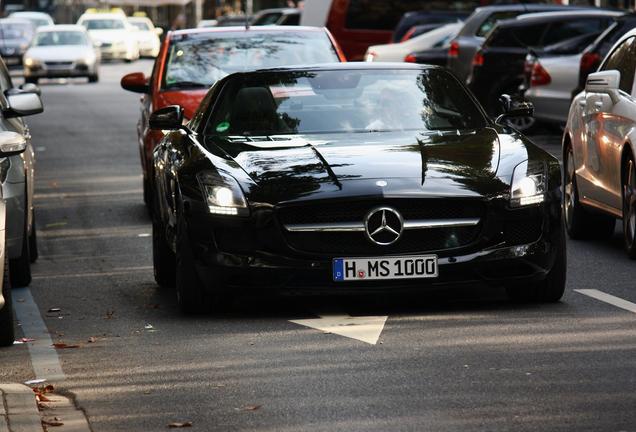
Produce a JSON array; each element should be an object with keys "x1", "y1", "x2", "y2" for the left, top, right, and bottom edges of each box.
[{"x1": 1, "y1": 61, "x2": 636, "y2": 432}]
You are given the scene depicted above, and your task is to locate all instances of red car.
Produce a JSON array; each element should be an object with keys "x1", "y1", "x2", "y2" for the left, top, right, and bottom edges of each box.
[{"x1": 121, "y1": 25, "x2": 345, "y2": 206}]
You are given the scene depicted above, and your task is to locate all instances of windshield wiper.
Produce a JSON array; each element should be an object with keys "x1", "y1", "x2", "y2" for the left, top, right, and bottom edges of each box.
[{"x1": 165, "y1": 81, "x2": 208, "y2": 90}]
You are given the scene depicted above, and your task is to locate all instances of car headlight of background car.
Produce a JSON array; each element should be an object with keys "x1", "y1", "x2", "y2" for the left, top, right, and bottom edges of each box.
[
  {"x1": 196, "y1": 171, "x2": 248, "y2": 216},
  {"x1": 23, "y1": 57, "x2": 40, "y2": 67},
  {"x1": 510, "y1": 160, "x2": 546, "y2": 207}
]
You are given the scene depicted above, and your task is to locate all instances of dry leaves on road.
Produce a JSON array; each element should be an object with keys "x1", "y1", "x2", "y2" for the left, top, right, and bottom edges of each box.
[
  {"x1": 42, "y1": 417, "x2": 64, "y2": 427},
  {"x1": 167, "y1": 421, "x2": 193, "y2": 428},
  {"x1": 237, "y1": 405, "x2": 262, "y2": 412},
  {"x1": 52, "y1": 343, "x2": 80, "y2": 349}
]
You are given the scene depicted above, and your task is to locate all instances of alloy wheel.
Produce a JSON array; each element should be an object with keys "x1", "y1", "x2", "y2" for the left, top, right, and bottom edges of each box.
[
  {"x1": 564, "y1": 149, "x2": 576, "y2": 230},
  {"x1": 623, "y1": 158, "x2": 636, "y2": 251},
  {"x1": 506, "y1": 116, "x2": 535, "y2": 132}
]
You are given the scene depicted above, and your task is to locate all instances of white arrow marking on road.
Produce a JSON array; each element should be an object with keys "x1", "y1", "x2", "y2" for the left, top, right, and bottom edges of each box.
[
  {"x1": 290, "y1": 313, "x2": 388, "y2": 345},
  {"x1": 575, "y1": 289, "x2": 636, "y2": 314}
]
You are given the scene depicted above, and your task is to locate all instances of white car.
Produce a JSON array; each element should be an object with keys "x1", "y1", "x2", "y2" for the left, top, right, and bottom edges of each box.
[
  {"x1": 563, "y1": 28, "x2": 636, "y2": 257},
  {"x1": 77, "y1": 12, "x2": 139, "y2": 62},
  {"x1": 364, "y1": 22, "x2": 462, "y2": 63},
  {"x1": 128, "y1": 17, "x2": 162, "y2": 58},
  {"x1": 8, "y1": 11, "x2": 54, "y2": 29}
]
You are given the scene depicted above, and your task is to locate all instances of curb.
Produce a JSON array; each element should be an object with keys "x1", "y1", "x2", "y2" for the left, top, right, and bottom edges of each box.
[{"x1": 0, "y1": 384, "x2": 91, "y2": 432}]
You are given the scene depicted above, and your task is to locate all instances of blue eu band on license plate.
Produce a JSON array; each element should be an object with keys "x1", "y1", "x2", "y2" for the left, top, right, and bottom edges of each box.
[{"x1": 333, "y1": 255, "x2": 438, "y2": 282}]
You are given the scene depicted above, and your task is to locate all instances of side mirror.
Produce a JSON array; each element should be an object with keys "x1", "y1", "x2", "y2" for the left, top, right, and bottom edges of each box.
[
  {"x1": 149, "y1": 105, "x2": 183, "y2": 130},
  {"x1": 586, "y1": 70, "x2": 621, "y2": 104},
  {"x1": 0, "y1": 131, "x2": 27, "y2": 157},
  {"x1": 18, "y1": 83, "x2": 41, "y2": 96},
  {"x1": 121, "y1": 72, "x2": 149, "y2": 94},
  {"x1": 496, "y1": 94, "x2": 533, "y2": 123},
  {"x1": 3, "y1": 93, "x2": 44, "y2": 118},
  {"x1": 155, "y1": 27, "x2": 164, "y2": 36}
]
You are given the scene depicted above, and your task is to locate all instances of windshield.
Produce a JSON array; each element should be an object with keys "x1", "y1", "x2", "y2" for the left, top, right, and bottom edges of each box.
[
  {"x1": 162, "y1": 31, "x2": 339, "y2": 90},
  {"x1": 206, "y1": 69, "x2": 487, "y2": 136},
  {"x1": 0, "y1": 22, "x2": 34, "y2": 39},
  {"x1": 82, "y1": 19, "x2": 125, "y2": 30},
  {"x1": 130, "y1": 21, "x2": 150, "y2": 31},
  {"x1": 33, "y1": 31, "x2": 89, "y2": 46}
]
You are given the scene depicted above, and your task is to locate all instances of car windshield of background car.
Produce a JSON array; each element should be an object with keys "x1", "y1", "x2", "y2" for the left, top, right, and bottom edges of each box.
[
  {"x1": 162, "y1": 32, "x2": 340, "y2": 90},
  {"x1": 130, "y1": 21, "x2": 150, "y2": 31},
  {"x1": 0, "y1": 23, "x2": 33, "y2": 39},
  {"x1": 33, "y1": 31, "x2": 90, "y2": 46},
  {"x1": 83, "y1": 19, "x2": 125, "y2": 30},
  {"x1": 205, "y1": 69, "x2": 488, "y2": 137}
]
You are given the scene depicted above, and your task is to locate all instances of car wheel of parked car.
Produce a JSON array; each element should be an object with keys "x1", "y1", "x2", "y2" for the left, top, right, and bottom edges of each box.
[
  {"x1": 9, "y1": 215, "x2": 31, "y2": 288},
  {"x1": 0, "y1": 254, "x2": 15, "y2": 347},
  {"x1": 152, "y1": 211, "x2": 175, "y2": 288},
  {"x1": 175, "y1": 215, "x2": 208, "y2": 315},
  {"x1": 25, "y1": 77, "x2": 38, "y2": 85},
  {"x1": 564, "y1": 144, "x2": 615, "y2": 240},
  {"x1": 622, "y1": 154, "x2": 636, "y2": 258},
  {"x1": 29, "y1": 211, "x2": 38, "y2": 263},
  {"x1": 507, "y1": 229, "x2": 566, "y2": 303},
  {"x1": 88, "y1": 74, "x2": 99, "y2": 83}
]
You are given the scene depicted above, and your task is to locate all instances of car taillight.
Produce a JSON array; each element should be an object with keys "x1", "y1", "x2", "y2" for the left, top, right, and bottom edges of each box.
[
  {"x1": 530, "y1": 61, "x2": 551, "y2": 87},
  {"x1": 472, "y1": 51, "x2": 484, "y2": 67},
  {"x1": 404, "y1": 54, "x2": 417, "y2": 63},
  {"x1": 448, "y1": 40, "x2": 459, "y2": 58},
  {"x1": 400, "y1": 27, "x2": 416, "y2": 42},
  {"x1": 580, "y1": 51, "x2": 601, "y2": 76}
]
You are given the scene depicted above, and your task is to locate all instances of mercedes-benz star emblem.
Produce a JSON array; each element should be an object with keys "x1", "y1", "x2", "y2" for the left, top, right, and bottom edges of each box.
[{"x1": 364, "y1": 207, "x2": 404, "y2": 246}]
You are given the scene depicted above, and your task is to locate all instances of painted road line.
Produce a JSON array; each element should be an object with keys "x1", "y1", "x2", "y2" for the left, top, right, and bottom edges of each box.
[
  {"x1": 575, "y1": 289, "x2": 636, "y2": 314},
  {"x1": 12, "y1": 287, "x2": 65, "y2": 381},
  {"x1": 290, "y1": 313, "x2": 388, "y2": 345}
]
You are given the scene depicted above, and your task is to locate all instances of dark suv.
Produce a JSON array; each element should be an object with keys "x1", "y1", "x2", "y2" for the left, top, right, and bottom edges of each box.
[{"x1": 468, "y1": 10, "x2": 619, "y2": 123}]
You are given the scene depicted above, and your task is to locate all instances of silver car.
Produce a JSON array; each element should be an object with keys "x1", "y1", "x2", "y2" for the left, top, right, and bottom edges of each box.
[
  {"x1": 23, "y1": 25, "x2": 100, "y2": 84},
  {"x1": 0, "y1": 131, "x2": 31, "y2": 346},
  {"x1": 563, "y1": 28, "x2": 636, "y2": 257},
  {"x1": 0, "y1": 57, "x2": 44, "y2": 286}
]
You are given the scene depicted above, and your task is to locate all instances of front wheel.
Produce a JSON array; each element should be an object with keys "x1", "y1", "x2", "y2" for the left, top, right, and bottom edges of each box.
[
  {"x1": 622, "y1": 155, "x2": 636, "y2": 258},
  {"x1": 152, "y1": 213, "x2": 175, "y2": 288},
  {"x1": 29, "y1": 211, "x2": 38, "y2": 263},
  {"x1": 88, "y1": 74, "x2": 99, "y2": 83},
  {"x1": 9, "y1": 214, "x2": 31, "y2": 287},
  {"x1": 175, "y1": 217, "x2": 208, "y2": 314},
  {"x1": 0, "y1": 254, "x2": 15, "y2": 347}
]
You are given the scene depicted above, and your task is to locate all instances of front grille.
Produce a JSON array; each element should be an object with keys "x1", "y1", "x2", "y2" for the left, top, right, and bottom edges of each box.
[
  {"x1": 504, "y1": 216, "x2": 543, "y2": 246},
  {"x1": 45, "y1": 61, "x2": 73, "y2": 67},
  {"x1": 278, "y1": 199, "x2": 485, "y2": 255}
]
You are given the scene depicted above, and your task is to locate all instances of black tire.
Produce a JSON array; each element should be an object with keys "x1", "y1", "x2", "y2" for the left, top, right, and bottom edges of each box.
[
  {"x1": 507, "y1": 229, "x2": 567, "y2": 303},
  {"x1": 24, "y1": 77, "x2": 38, "y2": 85},
  {"x1": 622, "y1": 154, "x2": 636, "y2": 258},
  {"x1": 152, "y1": 212, "x2": 175, "y2": 288},
  {"x1": 0, "y1": 254, "x2": 15, "y2": 347},
  {"x1": 563, "y1": 144, "x2": 616, "y2": 240},
  {"x1": 29, "y1": 211, "x2": 38, "y2": 263},
  {"x1": 9, "y1": 213, "x2": 31, "y2": 287},
  {"x1": 175, "y1": 216, "x2": 208, "y2": 314},
  {"x1": 88, "y1": 74, "x2": 99, "y2": 83}
]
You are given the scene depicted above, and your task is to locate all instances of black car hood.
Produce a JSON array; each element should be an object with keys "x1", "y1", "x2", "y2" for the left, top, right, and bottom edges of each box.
[{"x1": 208, "y1": 129, "x2": 517, "y2": 203}]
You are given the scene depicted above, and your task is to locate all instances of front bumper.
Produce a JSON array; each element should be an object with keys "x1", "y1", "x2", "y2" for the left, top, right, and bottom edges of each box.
[
  {"x1": 25, "y1": 62, "x2": 95, "y2": 78},
  {"x1": 99, "y1": 46, "x2": 128, "y2": 60}
]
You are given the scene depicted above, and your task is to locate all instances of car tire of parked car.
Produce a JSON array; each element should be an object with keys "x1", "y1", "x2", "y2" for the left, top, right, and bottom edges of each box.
[
  {"x1": 564, "y1": 144, "x2": 616, "y2": 240},
  {"x1": 152, "y1": 212, "x2": 175, "y2": 288},
  {"x1": 175, "y1": 215, "x2": 208, "y2": 315},
  {"x1": 88, "y1": 74, "x2": 99, "y2": 83},
  {"x1": 29, "y1": 211, "x2": 38, "y2": 263},
  {"x1": 9, "y1": 214, "x2": 31, "y2": 288},
  {"x1": 507, "y1": 229, "x2": 566, "y2": 303},
  {"x1": 0, "y1": 254, "x2": 15, "y2": 347},
  {"x1": 24, "y1": 77, "x2": 38, "y2": 85},
  {"x1": 622, "y1": 154, "x2": 636, "y2": 259}
]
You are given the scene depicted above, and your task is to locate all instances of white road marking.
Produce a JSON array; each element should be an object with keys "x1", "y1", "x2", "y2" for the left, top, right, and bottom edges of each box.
[
  {"x1": 12, "y1": 287, "x2": 65, "y2": 381},
  {"x1": 575, "y1": 289, "x2": 636, "y2": 314},
  {"x1": 290, "y1": 313, "x2": 388, "y2": 345}
]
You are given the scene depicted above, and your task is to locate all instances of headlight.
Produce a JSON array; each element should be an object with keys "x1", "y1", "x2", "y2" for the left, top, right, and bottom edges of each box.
[
  {"x1": 24, "y1": 57, "x2": 38, "y2": 67},
  {"x1": 510, "y1": 160, "x2": 546, "y2": 207},
  {"x1": 196, "y1": 171, "x2": 248, "y2": 216}
]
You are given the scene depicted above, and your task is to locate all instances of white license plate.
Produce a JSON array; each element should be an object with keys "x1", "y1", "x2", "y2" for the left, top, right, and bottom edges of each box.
[{"x1": 333, "y1": 255, "x2": 438, "y2": 282}]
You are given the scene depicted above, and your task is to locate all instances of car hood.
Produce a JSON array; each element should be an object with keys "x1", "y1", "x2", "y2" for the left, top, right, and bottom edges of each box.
[
  {"x1": 26, "y1": 45, "x2": 95, "y2": 60},
  {"x1": 88, "y1": 29, "x2": 129, "y2": 42},
  {"x1": 207, "y1": 128, "x2": 526, "y2": 202},
  {"x1": 157, "y1": 89, "x2": 208, "y2": 120}
]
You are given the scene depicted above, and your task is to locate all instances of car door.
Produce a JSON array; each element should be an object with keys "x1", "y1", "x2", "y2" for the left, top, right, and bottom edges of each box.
[{"x1": 581, "y1": 36, "x2": 636, "y2": 210}]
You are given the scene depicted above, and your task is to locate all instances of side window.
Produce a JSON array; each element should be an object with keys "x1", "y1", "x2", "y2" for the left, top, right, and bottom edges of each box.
[
  {"x1": 601, "y1": 36, "x2": 636, "y2": 93},
  {"x1": 542, "y1": 18, "x2": 608, "y2": 47},
  {"x1": 475, "y1": 11, "x2": 523, "y2": 38},
  {"x1": 488, "y1": 24, "x2": 546, "y2": 48}
]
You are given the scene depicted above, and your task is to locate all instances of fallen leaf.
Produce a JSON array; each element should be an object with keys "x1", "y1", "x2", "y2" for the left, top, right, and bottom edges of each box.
[
  {"x1": 105, "y1": 310, "x2": 115, "y2": 319},
  {"x1": 47, "y1": 308, "x2": 61, "y2": 313},
  {"x1": 24, "y1": 378, "x2": 47, "y2": 385},
  {"x1": 15, "y1": 337, "x2": 35, "y2": 343},
  {"x1": 42, "y1": 419, "x2": 64, "y2": 427},
  {"x1": 52, "y1": 343, "x2": 80, "y2": 349},
  {"x1": 167, "y1": 421, "x2": 193, "y2": 428},
  {"x1": 239, "y1": 405, "x2": 262, "y2": 411},
  {"x1": 87, "y1": 337, "x2": 96, "y2": 343}
]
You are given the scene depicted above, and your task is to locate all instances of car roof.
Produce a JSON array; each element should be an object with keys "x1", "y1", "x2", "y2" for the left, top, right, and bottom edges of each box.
[
  {"x1": 254, "y1": 7, "x2": 297, "y2": 15},
  {"x1": 474, "y1": 4, "x2": 585, "y2": 14},
  {"x1": 9, "y1": 11, "x2": 51, "y2": 18},
  {"x1": 79, "y1": 13, "x2": 126, "y2": 20},
  {"x1": 249, "y1": 62, "x2": 432, "y2": 74},
  {"x1": 128, "y1": 16, "x2": 152, "y2": 23},
  {"x1": 37, "y1": 24, "x2": 86, "y2": 32},
  {"x1": 498, "y1": 10, "x2": 622, "y2": 28},
  {"x1": 170, "y1": 25, "x2": 324, "y2": 37}
]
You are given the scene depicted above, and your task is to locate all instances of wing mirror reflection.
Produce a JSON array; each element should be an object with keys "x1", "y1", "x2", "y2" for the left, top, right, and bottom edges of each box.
[
  {"x1": 149, "y1": 105, "x2": 184, "y2": 130},
  {"x1": 496, "y1": 94, "x2": 534, "y2": 124}
]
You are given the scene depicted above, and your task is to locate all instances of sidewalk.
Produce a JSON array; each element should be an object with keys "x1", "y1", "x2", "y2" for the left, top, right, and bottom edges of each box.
[{"x1": 0, "y1": 384, "x2": 91, "y2": 432}]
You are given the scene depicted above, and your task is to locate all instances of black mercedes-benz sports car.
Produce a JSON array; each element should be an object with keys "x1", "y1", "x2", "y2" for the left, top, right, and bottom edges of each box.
[{"x1": 150, "y1": 63, "x2": 565, "y2": 314}]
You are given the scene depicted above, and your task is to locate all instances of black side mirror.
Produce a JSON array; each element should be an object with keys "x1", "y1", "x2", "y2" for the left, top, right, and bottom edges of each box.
[
  {"x1": 149, "y1": 105, "x2": 184, "y2": 130},
  {"x1": 496, "y1": 94, "x2": 534, "y2": 124},
  {"x1": 0, "y1": 131, "x2": 27, "y2": 157},
  {"x1": 3, "y1": 93, "x2": 44, "y2": 118}
]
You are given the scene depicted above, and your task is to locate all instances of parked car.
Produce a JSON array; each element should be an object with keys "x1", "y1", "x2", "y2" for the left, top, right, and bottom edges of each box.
[
  {"x1": 120, "y1": 26, "x2": 346, "y2": 209},
  {"x1": 447, "y1": 4, "x2": 587, "y2": 84},
  {"x1": 563, "y1": 28, "x2": 636, "y2": 257},
  {"x1": 468, "y1": 10, "x2": 619, "y2": 131},
  {"x1": 392, "y1": 10, "x2": 467, "y2": 43},
  {"x1": 149, "y1": 63, "x2": 565, "y2": 314},
  {"x1": 128, "y1": 16, "x2": 162, "y2": 58},
  {"x1": 0, "y1": 57, "x2": 44, "y2": 287},
  {"x1": 23, "y1": 25, "x2": 100, "y2": 84},
  {"x1": 0, "y1": 18, "x2": 35, "y2": 66},
  {"x1": 8, "y1": 11, "x2": 54, "y2": 29},
  {"x1": 365, "y1": 22, "x2": 461, "y2": 63},
  {"x1": 77, "y1": 12, "x2": 139, "y2": 62},
  {"x1": 575, "y1": 13, "x2": 636, "y2": 96},
  {"x1": 252, "y1": 8, "x2": 300, "y2": 26}
]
